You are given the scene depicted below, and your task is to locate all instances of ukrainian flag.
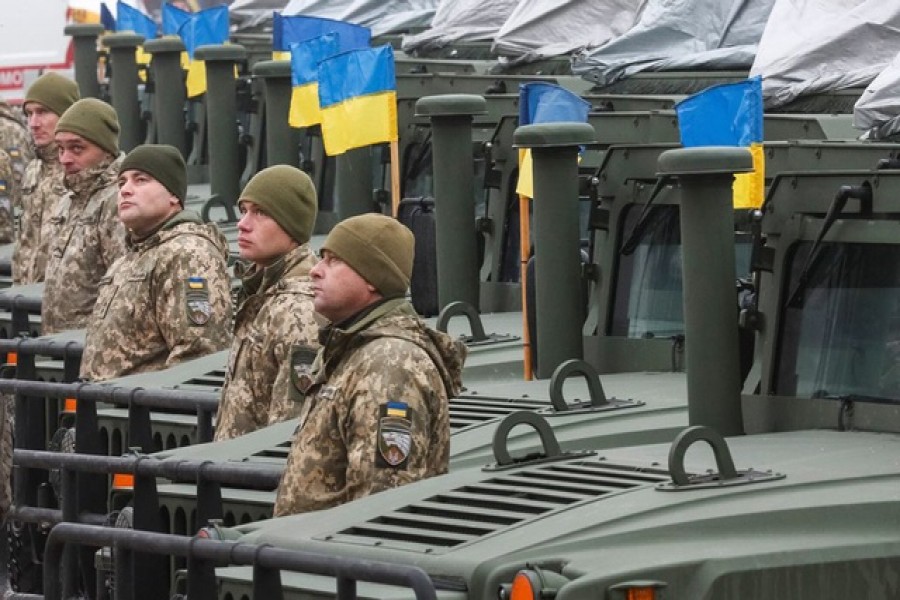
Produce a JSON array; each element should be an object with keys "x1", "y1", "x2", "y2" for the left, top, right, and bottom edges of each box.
[
  {"x1": 100, "y1": 3, "x2": 116, "y2": 32},
  {"x1": 115, "y1": 1, "x2": 156, "y2": 72},
  {"x1": 516, "y1": 82, "x2": 591, "y2": 198},
  {"x1": 163, "y1": 3, "x2": 230, "y2": 98},
  {"x1": 675, "y1": 76, "x2": 765, "y2": 209},
  {"x1": 289, "y1": 33, "x2": 340, "y2": 128},
  {"x1": 318, "y1": 45, "x2": 398, "y2": 157},
  {"x1": 273, "y1": 13, "x2": 371, "y2": 61},
  {"x1": 288, "y1": 29, "x2": 371, "y2": 128}
]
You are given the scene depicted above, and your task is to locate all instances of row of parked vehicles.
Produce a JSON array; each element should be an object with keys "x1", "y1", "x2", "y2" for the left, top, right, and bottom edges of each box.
[{"x1": 1, "y1": 8, "x2": 900, "y2": 599}]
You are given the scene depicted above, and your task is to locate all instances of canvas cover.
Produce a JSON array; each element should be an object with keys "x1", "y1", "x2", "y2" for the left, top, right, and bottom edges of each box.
[
  {"x1": 854, "y1": 49, "x2": 900, "y2": 135},
  {"x1": 572, "y1": 0, "x2": 774, "y2": 86},
  {"x1": 401, "y1": 0, "x2": 520, "y2": 52},
  {"x1": 492, "y1": 0, "x2": 645, "y2": 63},
  {"x1": 263, "y1": 0, "x2": 439, "y2": 36},
  {"x1": 750, "y1": 0, "x2": 900, "y2": 109}
]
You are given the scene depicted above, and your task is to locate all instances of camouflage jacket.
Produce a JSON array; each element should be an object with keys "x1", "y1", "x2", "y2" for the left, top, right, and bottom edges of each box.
[
  {"x1": 41, "y1": 156, "x2": 128, "y2": 334},
  {"x1": 214, "y1": 244, "x2": 320, "y2": 441},
  {"x1": 0, "y1": 149, "x2": 16, "y2": 243},
  {"x1": 273, "y1": 298, "x2": 467, "y2": 517},
  {"x1": 80, "y1": 210, "x2": 233, "y2": 382},
  {"x1": 0, "y1": 101, "x2": 33, "y2": 199},
  {"x1": 12, "y1": 145, "x2": 66, "y2": 284}
]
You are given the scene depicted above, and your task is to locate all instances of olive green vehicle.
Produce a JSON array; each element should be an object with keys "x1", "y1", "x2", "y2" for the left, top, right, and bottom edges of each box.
[{"x1": 36, "y1": 143, "x2": 900, "y2": 599}]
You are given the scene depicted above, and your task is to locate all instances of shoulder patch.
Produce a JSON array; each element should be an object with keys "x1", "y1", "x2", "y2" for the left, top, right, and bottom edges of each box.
[
  {"x1": 185, "y1": 276, "x2": 211, "y2": 326},
  {"x1": 290, "y1": 345, "x2": 318, "y2": 396},
  {"x1": 377, "y1": 401, "x2": 412, "y2": 469}
]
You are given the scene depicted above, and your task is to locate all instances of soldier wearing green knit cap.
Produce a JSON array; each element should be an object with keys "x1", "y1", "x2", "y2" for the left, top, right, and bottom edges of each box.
[
  {"x1": 79, "y1": 144, "x2": 233, "y2": 382},
  {"x1": 41, "y1": 98, "x2": 127, "y2": 334},
  {"x1": 215, "y1": 165, "x2": 324, "y2": 441},
  {"x1": 273, "y1": 213, "x2": 468, "y2": 517},
  {"x1": 13, "y1": 71, "x2": 80, "y2": 284}
]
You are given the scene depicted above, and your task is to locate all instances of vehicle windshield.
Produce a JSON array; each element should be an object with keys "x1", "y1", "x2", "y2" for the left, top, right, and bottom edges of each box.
[
  {"x1": 776, "y1": 242, "x2": 900, "y2": 401},
  {"x1": 611, "y1": 205, "x2": 751, "y2": 338}
]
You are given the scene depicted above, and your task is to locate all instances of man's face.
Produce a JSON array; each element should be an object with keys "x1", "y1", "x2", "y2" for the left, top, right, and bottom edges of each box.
[
  {"x1": 55, "y1": 131, "x2": 107, "y2": 175},
  {"x1": 117, "y1": 169, "x2": 180, "y2": 238},
  {"x1": 236, "y1": 200, "x2": 298, "y2": 266},
  {"x1": 24, "y1": 102, "x2": 60, "y2": 148},
  {"x1": 309, "y1": 250, "x2": 379, "y2": 323}
]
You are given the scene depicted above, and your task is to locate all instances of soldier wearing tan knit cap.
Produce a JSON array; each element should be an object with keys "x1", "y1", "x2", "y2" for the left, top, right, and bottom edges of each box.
[{"x1": 273, "y1": 213, "x2": 467, "y2": 517}]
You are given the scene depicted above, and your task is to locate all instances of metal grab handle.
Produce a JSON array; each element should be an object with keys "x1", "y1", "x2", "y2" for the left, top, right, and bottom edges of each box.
[
  {"x1": 491, "y1": 411, "x2": 562, "y2": 467},
  {"x1": 436, "y1": 301, "x2": 487, "y2": 342},
  {"x1": 549, "y1": 359, "x2": 607, "y2": 412},
  {"x1": 667, "y1": 425, "x2": 738, "y2": 486}
]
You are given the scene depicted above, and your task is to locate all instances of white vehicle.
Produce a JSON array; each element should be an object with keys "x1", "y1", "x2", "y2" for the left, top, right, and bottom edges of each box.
[{"x1": 0, "y1": 0, "x2": 80, "y2": 103}]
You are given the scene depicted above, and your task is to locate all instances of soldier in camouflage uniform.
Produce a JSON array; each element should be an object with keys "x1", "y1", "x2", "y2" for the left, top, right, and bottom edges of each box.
[
  {"x1": 273, "y1": 214, "x2": 467, "y2": 517},
  {"x1": 0, "y1": 149, "x2": 17, "y2": 243},
  {"x1": 214, "y1": 165, "x2": 321, "y2": 441},
  {"x1": 0, "y1": 99, "x2": 34, "y2": 211},
  {"x1": 13, "y1": 72, "x2": 80, "y2": 284},
  {"x1": 42, "y1": 98, "x2": 127, "y2": 334},
  {"x1": 80, "y1": 144, "x2": 232, "y2": 381}
]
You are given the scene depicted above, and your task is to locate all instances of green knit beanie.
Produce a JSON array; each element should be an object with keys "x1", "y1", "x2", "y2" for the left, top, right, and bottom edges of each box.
[
  {"x1": 239, "y1": 165, "x2": 317, "y2": 245},
  {"x1": 120, "y1": 144, "x2": 187, "y2": 204},
  {"x1": 322, "y1": 213, "x2": 414, "y2": 298},
  {"x1": 24, "y1": 72, "x2": 80, "y2": 117},
  {"x1": 55, "y1": 98, "x2": 120, "y2": 156}
]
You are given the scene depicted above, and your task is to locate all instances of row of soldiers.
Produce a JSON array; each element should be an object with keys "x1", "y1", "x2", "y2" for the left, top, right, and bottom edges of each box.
[{"x1": 0, "y1": 72, "x2": 467, "y2": 521}]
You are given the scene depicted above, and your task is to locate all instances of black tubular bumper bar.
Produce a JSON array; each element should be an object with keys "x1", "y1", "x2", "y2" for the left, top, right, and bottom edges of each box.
[{"x1": 44, "y1": 523, "x2": 439, "y2": 600}]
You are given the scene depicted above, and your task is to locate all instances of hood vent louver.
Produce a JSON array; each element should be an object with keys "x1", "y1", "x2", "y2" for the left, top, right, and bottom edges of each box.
[{"x1": 321, "y1": 460, "x2": 671, "y2": 553}]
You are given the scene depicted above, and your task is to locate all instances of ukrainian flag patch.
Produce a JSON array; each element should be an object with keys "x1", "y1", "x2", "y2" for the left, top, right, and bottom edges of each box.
[
  {"x1": 386, "y1": 401, "x2": 409, "y2": 418},
  {"x1": 187, "y1": 277, "x2": 207, "y2": 291}
]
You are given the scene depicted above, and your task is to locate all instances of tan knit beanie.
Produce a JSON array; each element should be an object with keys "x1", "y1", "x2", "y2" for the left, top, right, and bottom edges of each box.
[{"x1": 321, "y1": 213, "x2": 413, "y2": 298}]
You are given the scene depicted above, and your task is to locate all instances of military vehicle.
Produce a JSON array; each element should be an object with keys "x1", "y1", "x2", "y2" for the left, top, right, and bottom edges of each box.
[{"x1": 30, "y1": 133, "x2": 900, "y2": 599}]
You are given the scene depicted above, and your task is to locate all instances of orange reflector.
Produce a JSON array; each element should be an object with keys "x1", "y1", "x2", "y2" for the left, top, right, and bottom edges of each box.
[
  {"x1": 6, "y1": 352, "x2": 16, "y2": 365},
  {"x1": 626, "y1": 588, "x2": 656, "y2": 600},
  {"x1": 510, "y1": 572, "x2": 539, "y2": 600},
  {"x1": 63, "y1": 398, "x2": 78, "y2": 413},
  {"x1": 112, "y1": 473, "x2": 134, "y2": 490}
]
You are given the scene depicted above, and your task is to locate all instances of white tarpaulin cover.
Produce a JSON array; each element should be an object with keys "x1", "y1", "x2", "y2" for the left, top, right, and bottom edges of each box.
[
  {"x1": 854, "y1": 50, "x2": 900, "y2": 132},
  {"x1": 492, "y1": 0, "x2": 645, "y2": 63},
  {"x1": 572, "y1": 0, "x2": 774, "y2": 86},
  {"x1": 281, "y1": 0, "x2": 438, "y2": 37},
  {"x1": 750, "y1": 0, "x2": 900, "y2": 108},
  {"x1": 401, "y1": 0, "x2": 520, "y2": 52}
]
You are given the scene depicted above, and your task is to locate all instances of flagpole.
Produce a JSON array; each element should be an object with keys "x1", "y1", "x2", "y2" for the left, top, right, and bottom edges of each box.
[
  {"x1": 390, "y1": 140, "x2": 401, "y2": 217},
  {"x1": 519, "y1": 188, "x2": 533, "y2": 381}
]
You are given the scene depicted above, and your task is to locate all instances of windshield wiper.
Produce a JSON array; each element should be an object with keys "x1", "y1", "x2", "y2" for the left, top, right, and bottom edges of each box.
[
  {"x1": 619, "y1": 175, "x2": 673, "y2": 255},
  {"x1": 784, "y1": 183, "x2": 872, "y2": 308}
]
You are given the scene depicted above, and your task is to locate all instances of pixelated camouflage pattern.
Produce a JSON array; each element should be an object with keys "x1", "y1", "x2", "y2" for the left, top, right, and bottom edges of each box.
[
  {"x1": 80, "y1": 210, "x2": 233, "y2": 381},
  {"x1": 0, "y1": 149, "x2": 17, "y2": 243},
  {"x1": 273, "y1": 298, "x2": 467, "y2": 517},
  {"x1": 0, "y1": 101, "x2": 33, "y2": 198},
  {"x1": 12, "y1": 144, "x2": 66, "y2": 284},
  {"x1": 214, "y1": 244, "x2": 321, "y2": 441},
  {"x1": 0, "y1": 389, "x2": 11, "y2": 522},
  {"x1": 42, "y1": 155, "x2": 127, "y2": 334}
]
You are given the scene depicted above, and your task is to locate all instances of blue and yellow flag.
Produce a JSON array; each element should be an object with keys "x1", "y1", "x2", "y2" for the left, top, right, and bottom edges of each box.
[
  {"x1": 516, "y1": 82, "x2": 591, "y2": 198},
  {"x1": 675, "y1": 76, "x2": 765, "y2": 208},
  {"x1": 163, "y1": 4, "x2": 230, "y2": 98},
  {"x1": 318, "y1": 45, "x2": 397, "y2": 156},
  {"x1": 289, "y1": 33, "x2": 340, "y2": 128},
  {"x1": 288, "y1": 30, "x2": 370, "y2": 128},
  {"x1": 116, "y1": 1, "x2": 157, "y2": 39},
  {"x1": 100, "y1": 3, "x2": 116, "y2": 32},
  {"x1": 273, "y1": 13, "x2": 371, "y2": 60}
]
